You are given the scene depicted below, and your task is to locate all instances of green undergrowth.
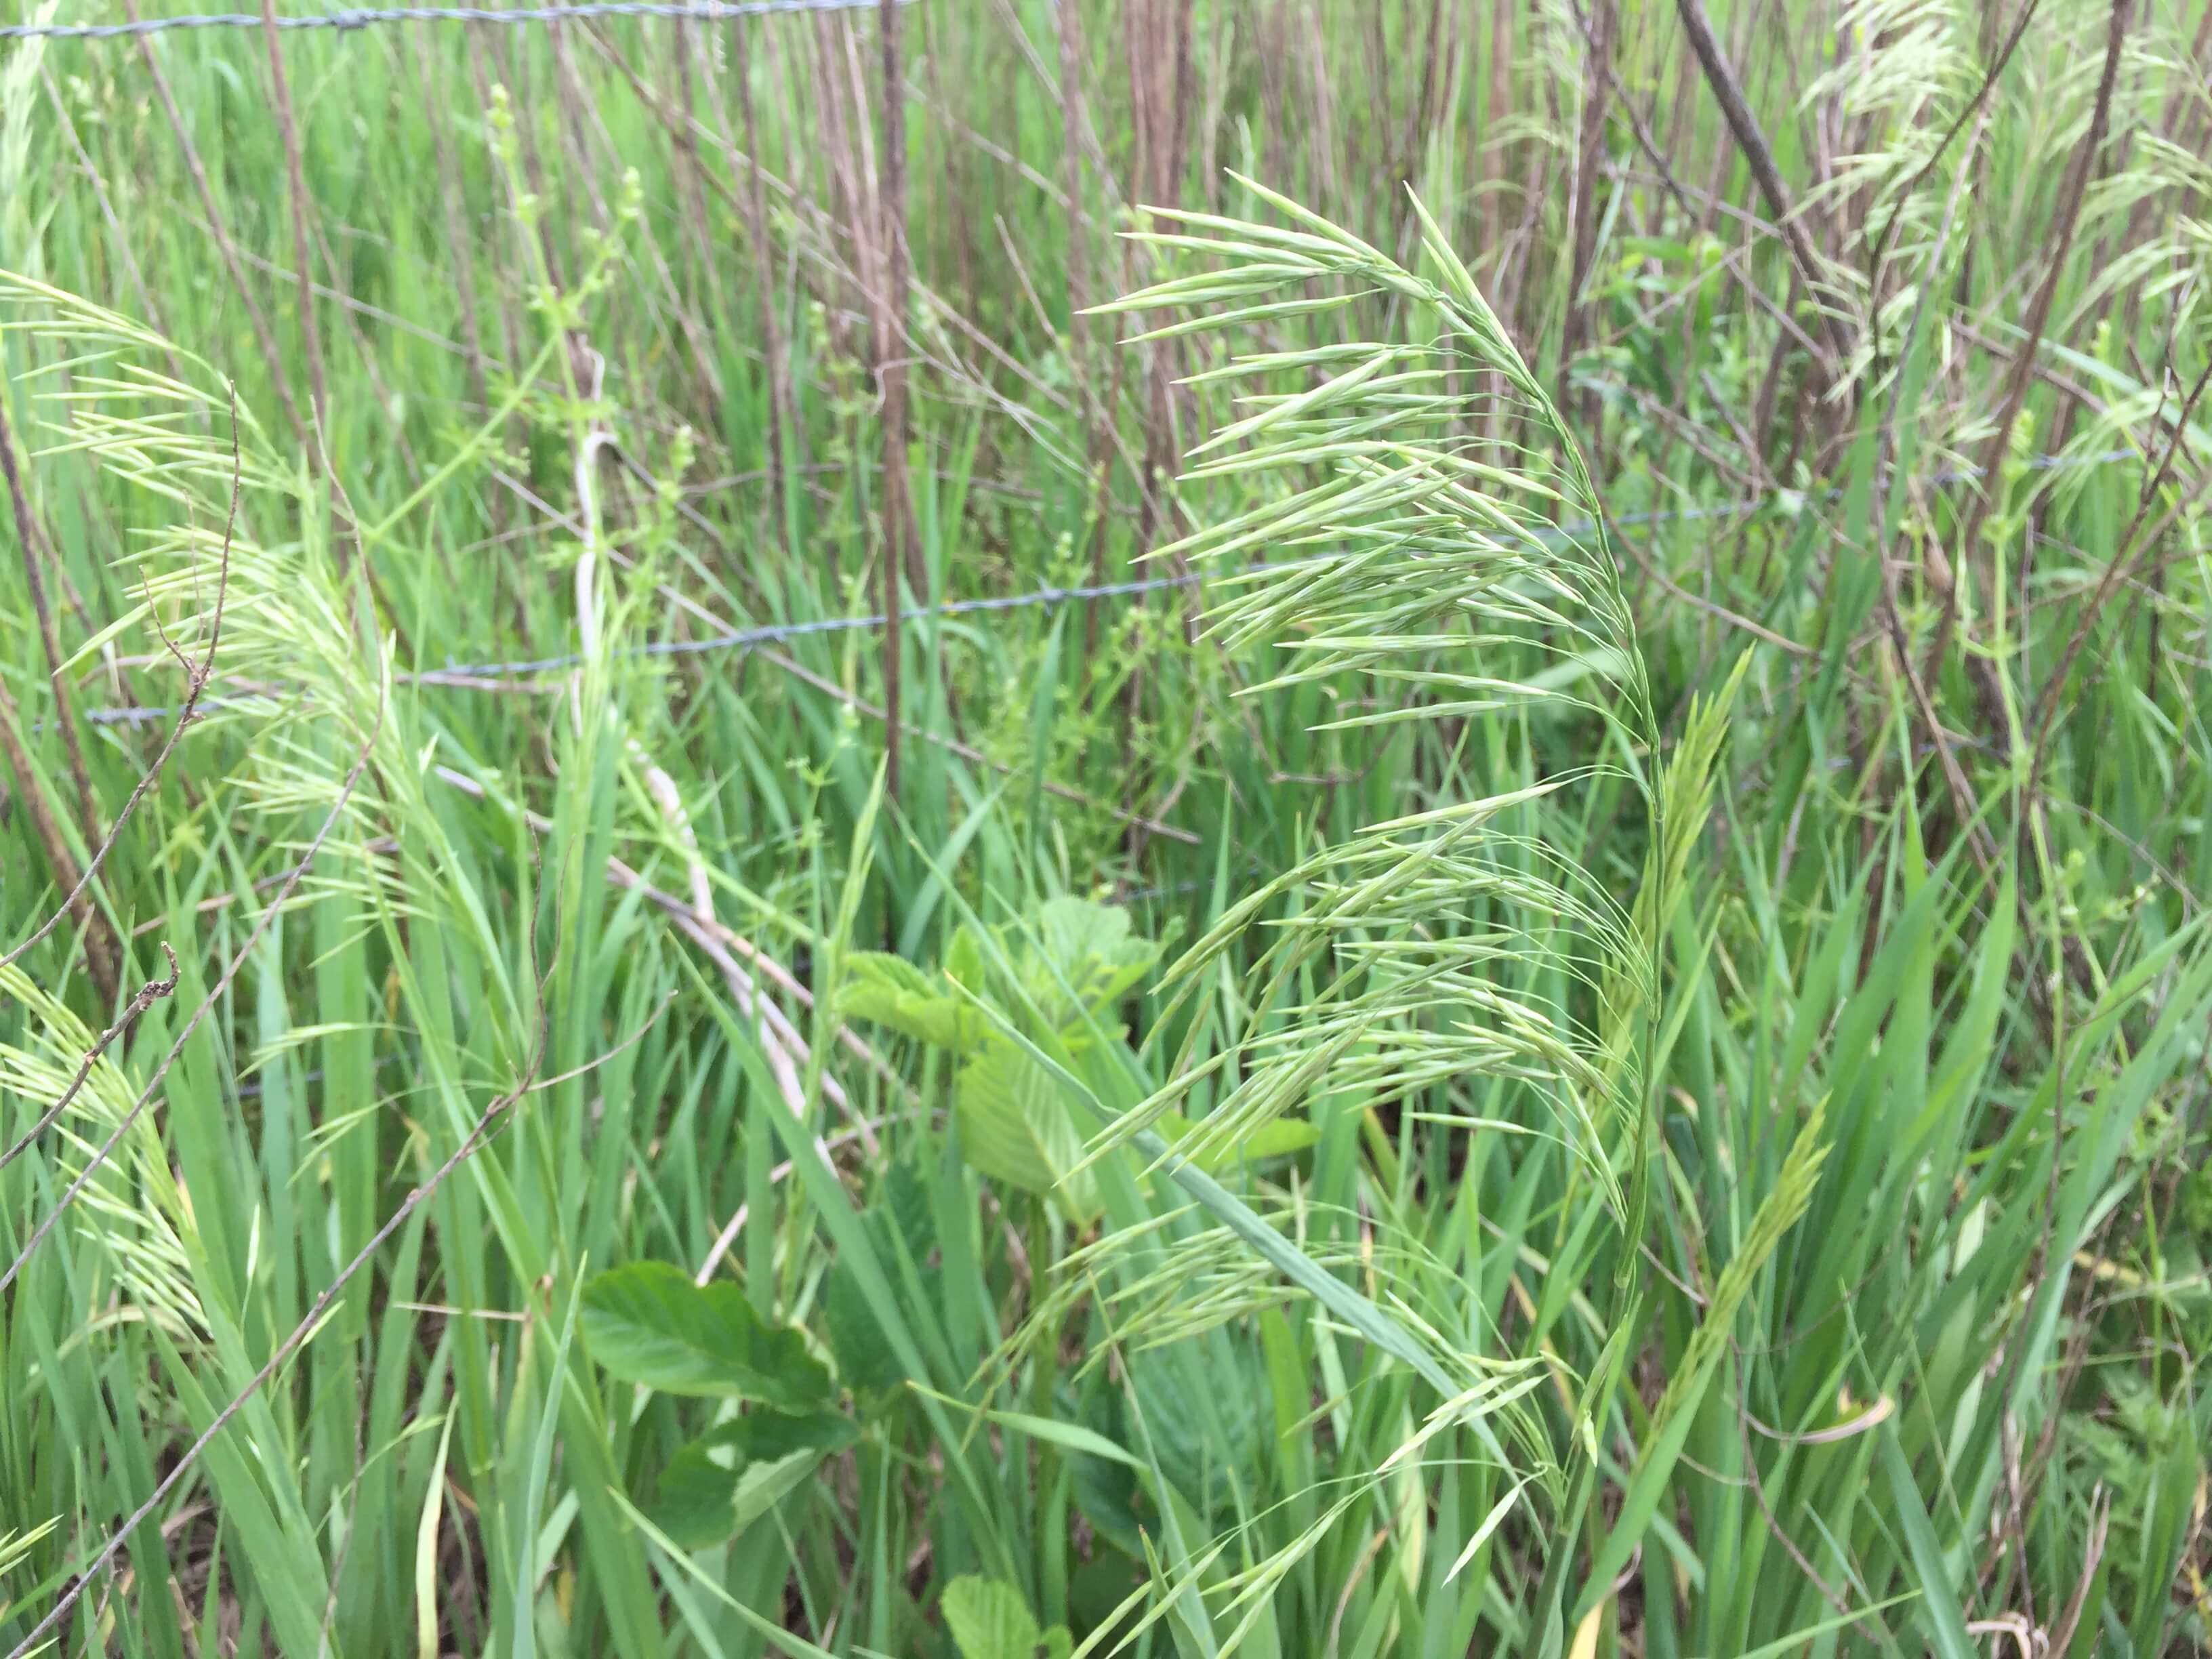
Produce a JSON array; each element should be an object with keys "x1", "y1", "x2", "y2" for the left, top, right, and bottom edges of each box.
[{"x1": 1, "y1": 0, "x2": 2210, "y2": 1654}]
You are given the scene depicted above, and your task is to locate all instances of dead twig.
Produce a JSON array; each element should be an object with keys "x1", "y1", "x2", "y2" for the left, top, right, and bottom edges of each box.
[
  {"x1": 0, "y1": 403, "x2": 121, "y2": 1008},
  {"x1": 1673, "y1": 0, "x2": 1854, "y2": 382},
  {"x1": 2, "y1": 392, "x2": 238, "y2": 987},
  {"x1": 2026, "y1": 355, "x2": 2212, "y2": 783},
  {"x1": 1925, "y1": 0, "x2": 2133, "y2": 695},
  {"x1": 876, "y1": 0, "x2": 913, "y2": 803},
  {"x1": 0, "y1": 683, "x2": 386, "y2": 1303},
  {"x1": 0, "y1": 397, "x2": 102, "y2": 874},
  {"x1": 260, "y1": 0, "x2": 329, "y2": 443},
  {"x1": 0, "y1": 943, "x2": 179, "y2": 1176},
  {"x1": 1, "y1": 874, "x2": 550, "y2": 1659},
  {"x1": 123, "y1": 0, "x2": 309, "y2": 448}
]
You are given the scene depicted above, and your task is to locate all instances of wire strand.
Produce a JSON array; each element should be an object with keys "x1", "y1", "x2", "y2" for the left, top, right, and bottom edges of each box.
[
  {"x1": 68, "y1": 446, "x2": 2144, "y2": 726},
  {"x1": 2, "y1": 0, "x2": 907, "y2": 41}
]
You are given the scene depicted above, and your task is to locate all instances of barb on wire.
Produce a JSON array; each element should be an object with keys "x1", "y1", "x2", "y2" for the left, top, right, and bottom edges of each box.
[
  {"x1": 1, "y1": 0, "x2": 907, "y2": 41},
  {"x1": 66, "y1": 445, "x2": 2144, "y2": 726},
  {"x1": 415, "y1": 444, "x2": 2140, "y2": 681}
]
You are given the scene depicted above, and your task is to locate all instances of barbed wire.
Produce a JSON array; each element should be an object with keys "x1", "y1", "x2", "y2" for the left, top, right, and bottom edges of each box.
[
  {"x1": 412, "y1": 443, "x2": 2140, "y2": 680},
  {"x1": 67, "y1": 445, "x2": 2146, "y2": 728},
  {"x1": 1, "y1": 0, "x2": 903, "y2": 42}
]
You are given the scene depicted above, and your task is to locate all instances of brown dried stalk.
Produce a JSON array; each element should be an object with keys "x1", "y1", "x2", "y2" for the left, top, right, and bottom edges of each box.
[
  {"x1": 2027, "y1": 355, "x2": 2212, "y2": 783},
  {"x1": 258, "y1": 0, "x2": 331, "y2": 451},
  {"x1": 1, "y1": 392, "x2": 237, "y2": 994},
  {"x1": 878, "y1": 0, "x2": 910, "y2": 803},
  {"x1": 0, "y1": 395, "x2": 102, "y2": 881},
  {"x1": 1925, "y1": 0, "x2": 2134, "y2": 703},
  {"x1": 0, "y1": 678, "x2": 119, "y2": 1010},
  {"x1": 730, "y1": 9, "x2": 796, "y2": 552},
  {"x1": 1674, "y1": 0, "x2": 1854, "y2": 381},
  {"x1": 1, "y1": 886, "x2": 543, "y2": 1659},
  {"x1": 123, "y1": 0, "x2": 308, "y2": 449},
  {"x1": 1562, "y1": 0, "x2": 1617, "y2": 421}
]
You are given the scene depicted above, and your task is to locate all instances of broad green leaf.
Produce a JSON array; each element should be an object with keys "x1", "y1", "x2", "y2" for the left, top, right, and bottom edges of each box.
[
  {"x1": 1154, "y1": 1110, "x2": 1319, "y2": 1170},
  {"x1": 580, "y1": 1263, "x2": 831, "y2": 1409},
  {"x1": 702, "y1": 1406, "x2": 862, "y2": 1462},
  {"x1": 1022, "y1": 897, "x2": 1164, "y2": 1027},
  {"x1": 941, "y1": 1576, "x2": 1072, "y2": 1659},
  {"x1": 647, "y1": 1412, "x2": 857, "y2": 1549},
  {"x1": 945, "y1": 923, "x2": 987, "y2": 991},
  {"x1": 954, "y1": 1039, "x2": 1103, "y2": 1222},
  {"x1": 840, "y1": 951, "x2": 986, "y2": 1052},
  {"x1": 825, "y1": 1164, "x2": 942, "y2": 1394},
  {"x1": 650, "y1": 1440, "x2": 754, "y2": 1551}
]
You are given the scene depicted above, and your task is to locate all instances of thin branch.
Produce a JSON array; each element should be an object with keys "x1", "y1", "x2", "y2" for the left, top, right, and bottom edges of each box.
[
  {"x1": 2, "y1": 926, "x2": 549, "y2": 1659},
  {"x1": 729, "y1": 9, "x2": 795, "y2": 552},
  {"x1": 877, "y1": 0, "x2": 911, "y2": 804},
  {"x1": 1925, "y1": 0, "x2": 2134, "y2": 693},
  {"x1": 0, "y1": 685, "x2": 385, "y2": 1301},
  {"x1": 1862, "y1": 0, "x2": 2045, "y2": 321},
  {"x1": 1673, "y1": 0, "x2": 1854, "y2": 380},
  {"x1": 425, "y1": 759, "x2": 906, "y2": 1109},
  {"x1": 2027, "y1": 362, "x2": 2212, "y2": 779},
  {"x1": 0, "y1": 396, "x2": 102, "y2": 870},
  {"x1": 122, "y1": 0, "x2": 309, "y2": 448},
  {"x1": 0, "y1": 943, "x2": 178, "y2": 1176},
  {"x1": 694, "y1": 1110, "x2": 907, "y2": 1286},
  {"x1": 0, "y1": 680, "x2": 118, "y2": 1010},
  {"x1": 2, "y1": 392, "x2": 237, "y2": 981}
]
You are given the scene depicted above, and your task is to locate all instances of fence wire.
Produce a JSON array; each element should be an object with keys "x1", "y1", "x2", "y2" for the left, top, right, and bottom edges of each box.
[
  {"x1": 415, "y1": 443, "x2": 2140, "y2": 681},
  {"x1": 2, "y1": 0, "x2": 899, "y2": 41},
  {"x1": 66, "y1": 446, "x2": 2146, "y2": 729}
]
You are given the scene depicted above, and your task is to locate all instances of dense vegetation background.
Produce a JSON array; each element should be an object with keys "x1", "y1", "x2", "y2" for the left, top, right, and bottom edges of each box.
[{"x1": 1, "y1": 0, "x2": 2209, "y2": 1653}]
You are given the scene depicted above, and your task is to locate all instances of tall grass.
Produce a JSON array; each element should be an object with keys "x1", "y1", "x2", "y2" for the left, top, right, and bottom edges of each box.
[{"x1": 1, "y1": 0, "x2": 2209, "y2": 1654}]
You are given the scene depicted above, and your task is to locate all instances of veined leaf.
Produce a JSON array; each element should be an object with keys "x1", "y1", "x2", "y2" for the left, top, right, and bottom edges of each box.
[
  {"x1": 646, "y1": 1410, "x2": 857, "y2": 1549},
  {"x1": 579, "y1": 1262, "x2": 832, "y2": 1410},
  {"x1": 941, "y1": 1576, "x2": 1073, "y2": 1659},
  {"x1": 955, "y1": 1038, "x2": 1103, "y2": 1223},
  {"x1": 841, "y1": 951, "x2": 987, "y2": 1052}
]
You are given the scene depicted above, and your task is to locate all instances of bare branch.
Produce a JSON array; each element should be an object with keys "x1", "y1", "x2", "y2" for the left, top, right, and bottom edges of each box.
[
  {"x1": 0, "y1": 678, "x2": 384, "y2": 1302},
  {"x1": 1926, "y1": 0, "x2": 2134, "y2": 694},
  {"x1": 2, "y1": 890, "x2": 548, "y2": 1659},
  {"x1": 1673, "y1": 0, "x2": 1854, "y2": 381},
  {"x1": 2, "y1": 390, "x2": 238, "y2": 981},
  {"x1": 0, "y1": 943, "x2": 180, "y2": 1176}
]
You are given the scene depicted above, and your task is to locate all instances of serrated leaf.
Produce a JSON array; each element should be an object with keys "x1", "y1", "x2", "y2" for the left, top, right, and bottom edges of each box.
[
  {"x1": 580, "y1": 1262, "x2": 831, "y2": 1409},
  {"x1": 942, "y1": 1576, "x2": 1065, "y2": 1659},
  {"x1": 1154, "y1": 1111, "x2": 1319, "y2": 1170},
  {"x1": 841, "y1": 951, "x2": 984, "y2": 1052},
  {"x1": 824, "y1": 1162, "x2": 942, "y2": 1394},
  {"x1": 954, "y1": 1039, "x2": 1103, "y2": 1223},
  {"x1": 945, "y1": 923, "x2": 987, "y2": 991},
  {"x1": 1023, "y1": 898, "x2": 1162, "y2": 1025},
  {"x1": 647, "y1": 1414, "x2": 854, "y2": 1551}
]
